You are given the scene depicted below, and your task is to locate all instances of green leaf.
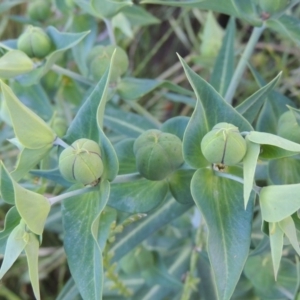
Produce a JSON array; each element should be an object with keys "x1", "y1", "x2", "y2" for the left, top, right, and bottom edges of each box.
[
  {"x1": 243, "y1": 137, "x2": 260, "y2": 208},
  {"x1": 244, "y1": 254, "x2": 299, "y2": 299},
  {"x1": 24, "y1": 233, "x2": 41, "y2": 300},
  {"x1": 109, "y1": 178, "x2": 168, "y2": 213},
  {"x1": 14, "y1": 180, "x2": 50, "y2": 235},
  {"x1": 91, "y1": 0, "x2": 132, "y2": 18},
  {"x1": 17, "y1": 27, "x2": 90, "y2": 86},
  {"x1": 191, "y1": 168, "x2": 253, "y2": 300},
  {"x1": 0, "y1": 0, "x2": 25, "y2": 14},
  {"x1": 111, "y1": 197, "x2": 193, "y2": 261},
  {"x1": 168, "y1": 169, "x2": 195, "y2": 205},
  {"x1": 231, "y1": 0, "x2": 262, "y2": 26},
  {"x1": 269, "y1": 222, "x2": 284, "y2": 279},
  {"x1": 0, "y1": 207, "x2": 21, "y2": 254},
  {"x1": 11, "y1": 146, "x2": 52, "y2": 182},
  {"x1": 236, "y1": 72, "x2": 282, "y2": 124},
  {"x1": 268, "y1": 157, "x2": 300, "y2": 185},
  {"x1": 114, "y1": 138, "x2": 137, "y2": 175},
  {"x1": 0, "y1": 81, "x2": 56, "y2": 149},
  {"x1": 0, "y1": 220, "x2": 28, "y2": 279},
  {"x1": 0, "y1": 50, "x2": 33, "y2": 78},
  {"x1": 278, "y1": 216, "x2": 300, "y2": 255},
  {"x1": 117, "y1": 77, "x2": 193, "y2": 101},
  {"x1": 260, "y1": 183, "x2": 300, "y2": 222},
  {"x1": 247, "y1": 131, "x2": 300, "y2": 159},
  {"x1": 179, "y1": 55, "x2": 252, "y2": 168},
  {"x1": 121, "y1": 5, "x2": 160, "y2": 26},
  {"x1": 210, "y1": 17, "x2": 235, "y2": 97},
  {"x1": 161, "y1": 116, "x2": 189, "y2": 140},
  {"x1": 0, "y1": 162, "x2": 15, "y2": 204},
  {"x1": 267, "y1": 15, "x2": 300, "y2": 46},
  {"x1": 62, "y1": 181, "x2": 110, "y2": 300}
]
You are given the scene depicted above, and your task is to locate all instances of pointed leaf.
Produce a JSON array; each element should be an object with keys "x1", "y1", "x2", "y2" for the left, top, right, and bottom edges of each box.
[
  {"x1": 0, "y1": 162, "x2": 15, "y2": 204},
  {"x1": 91, "y1": 0, "x2": 132, "y2": 18},
  {"x1": 243, "y1": 137, "x2": 260, "y2": 208},
  {"x1": 179, "y1": 55, "x2": 252, "y2": 168},
  {"x1": 247, "y1": 131, "x2": 300, "y2": 159},
  {"x1": 14, "y1": 181, "x2": 50, "y2": 235},
  {"x1": 62, "y1": 181, "x2": 110, "y2": 300},
  {"x1": 121, "y1": 5, "x2": 160, "y2": 26},
  {"x1": 236, "y1": 72, "x2": 282, "y2": 124},
  {"x1": 24, "y1": 233, "x2": 41, "y2": 300},
  {"x1": 231, "y1": 0, "x2": 262, "y2": 26},
  {"x1": 278, "y1": 216, "x2": 300, "y2": 255},
  {"x1": 11, "y1": 145, "x2": 52, "y2": 182},
  {"x1": 109, "y1": 179, "x2": 168, "y2": 213},
  {"x1": 210, "y1": 17, "x2": 235, "y2": 97},
  {"x1": 269, "y1": 222, "x2": 284, "y2": 279},
  {"x1": 191, "y1": 168, "x2": 253, "y2": 300},
  {"x1": 0, "y1": 220, "x2": 27, "y2": 279},
  {"x1": 0, "y1": 50, "x2": 33, "y2": 79},
  {"x1": 260, "y1": 183, "x2": 300, "y2": 222},
  {"x1": 0, "y1": 81, "x2": 55, "y2": 149}
]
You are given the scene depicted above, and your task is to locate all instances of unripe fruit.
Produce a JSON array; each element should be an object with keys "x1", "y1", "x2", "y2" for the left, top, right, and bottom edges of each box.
[
  {"x1": 27, "y1": 1, "x2": 51, "y2": 22},
  {"x1": 201, "y1": 123, "x2": 247, "y2": 166},
  {"x1": 86, "y1": 45, "x2": 129, "y2": 81},
  {"x1": 259, "y1": 0, "x2": 290, "y2": 15},
  {"x1": 133, "y1": 130, "x2": 184, "y2": 181},
  {"x1": 59, "y1": 139, "x2": 103, "y2": 185},
  {"x1": 277, "y1": 111, "x2": 300, "y2": 143},
  {"x1": 17, "y1": 26, "x2": 53, "y2": 59}
]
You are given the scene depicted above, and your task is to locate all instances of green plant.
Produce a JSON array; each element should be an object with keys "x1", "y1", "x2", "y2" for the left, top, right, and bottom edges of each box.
[{"x1": 1, "y1": 1, "x2": 300, "y2": 300}]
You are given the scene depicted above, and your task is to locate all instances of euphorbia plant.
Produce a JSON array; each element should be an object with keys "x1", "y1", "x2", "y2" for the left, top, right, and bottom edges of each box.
[{"x1": 1, "y1": 0, "x2": 300, "y2": 299}]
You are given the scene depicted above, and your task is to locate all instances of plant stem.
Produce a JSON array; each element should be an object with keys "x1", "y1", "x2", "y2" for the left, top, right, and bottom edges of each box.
[
  {"x1": 49, "y1": 186, "x2": 95, "y2": 205},
  {"x1": 51, "y1": 64, "x2": 94, "y2": 86},
  {"x1": 224, "y1": 24, "x2": 266, "y2": 104},
  {"x1": 112, "y1": 173, "x2": 142, "y2": 183},
  {"x1": 53, "y1": 137, "x2": 70, "y2": 149},
  {"x1": 104, "y1": 19, "x2": 116, "y2": 45}
]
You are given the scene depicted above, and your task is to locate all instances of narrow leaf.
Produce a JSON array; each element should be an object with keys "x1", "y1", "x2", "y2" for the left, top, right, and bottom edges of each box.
[
  {"x1": 260, "y1": 183, "x2": 300, "y2": 222},
  {"x1": 24, "y1": 233, "x2": 41, "y2": 300},
  {"x1": 210, "y1": 17, "x2": 235, "y2": 97},
  {"x1": 191, "y1": 168, "x2": 253, "y2": 300},
  {"x1": 269, "y1": 222, "x2": 284, "y2": 280},
  {"x1": 236, "y1": 72, "x2": 282, "y2": 124},
  {"x1": 0, "y1": 162, "x2": 15, "y2": 204},
  {"x1": 0, "y1": 81, "x2": 55, "y2": 149},
  {"x1": 91, "y1": 0, "x2": 132, "y2": 18},
  {"x1": 243, "y1": 137, "x2": 260, "y2": 208}
]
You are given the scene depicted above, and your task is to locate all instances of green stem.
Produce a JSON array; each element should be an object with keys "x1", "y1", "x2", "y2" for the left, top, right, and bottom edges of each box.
[
  {"x1": 53, "y1": 137, "x2": 70, "y2": 149},
  {"x1": 104, "y1": 19, "x2": 116, "y2": 45},
  {"x1": 51, "y1": 64, "x2": 94, "y2": 86},
  {"x1": 112, "y1": 173, "x2": 142, "y2": 183},
  {"x1": 49, "y1": 186, "x2": 95, "y2": 205},
  {"x1": 224, "y1": 24, "x2": 266, "y2": 104},
  {"x1": 125, "y1": 100, "x2": 162, "y2": 128}
]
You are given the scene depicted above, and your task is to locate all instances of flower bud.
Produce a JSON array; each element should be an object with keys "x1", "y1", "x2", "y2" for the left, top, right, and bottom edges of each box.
[
  {"x1": 201, "y1": 123, "x2": 247, "y2": 166},
  {"x1": 86, "y1": 45, "x2": 129, "y2": 81},
  {"x1": 17, "y1": 26, "x2": 53, "y2": 59},
  {"x1": 27, "y1": 1, "x2": 51, "y2": 22},
  {"x1": 277, "y1": 111, "x2": 300, "y2": 143},
  {"x1": 59, "y1": 138, "x2": 103, "y2": 185},
  {"x1": 133, "y1": 130, "x2": 184, "y2": 181},
  {"x1": 259, "y1": 0, "x2": 290, "y2": 15}
]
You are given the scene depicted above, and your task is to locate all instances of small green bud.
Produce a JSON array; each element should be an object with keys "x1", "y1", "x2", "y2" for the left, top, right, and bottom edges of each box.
[
  {"x1": 17, "y1": 26, "x2": 53, "y2": 59},
  {"x1": 259, "y1": 0, "x2": 290, "y2": 15},
  {"x1": 86, "y1": 45, "x2": 129, "y2": 81},
  {"x1": 277, "y1": 111, "x2": 300, "y2": 143},
  {"x1": 201, "y1": 122, "x2": 247, "y2": 166},
  {"x1": 59, "y1": 138, "x2": 103, "y2": 185},
  {"x1": 133, "y1": 129, "x2": 184, "y2": 181},
  {"x1": 27, "y1": 1, "x2": 51, "y2": 22}
]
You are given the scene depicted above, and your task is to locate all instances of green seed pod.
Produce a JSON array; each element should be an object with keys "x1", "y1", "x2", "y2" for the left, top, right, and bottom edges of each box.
[
  {"x1": 277, "y1": 111, "x2": 300, "y2": 143},
  {"x1": 86, "y1": 45, "x2": 129, "y2": 81},
  {"x1": 17, "y1": 26, "x2": 53, "y2": 59},
  {"x1": 201, "y1": 122, "x2": 247, "y2": 166},
  {"x1": 259, "y1": 0, "x2": 290, "y2": 15},
  {"x1": 133, "y1": 130, "x2": 184, "y2": 181},
  {"x1": 27, "y1": 1, "x2": 51, "y2": 22},
  {"x1": 59, "y1": 139, "x2": 103, "y2": 185}
]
